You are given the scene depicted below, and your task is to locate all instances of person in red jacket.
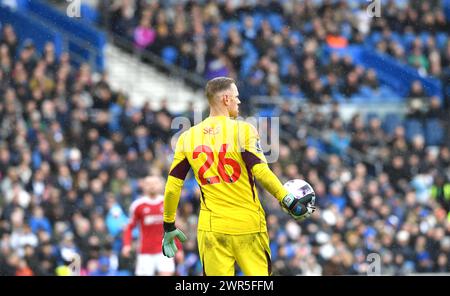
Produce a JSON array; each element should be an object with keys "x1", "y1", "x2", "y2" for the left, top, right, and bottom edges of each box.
[{"x1": 122, "y1": 176, "x2": 179, "y2": 276}]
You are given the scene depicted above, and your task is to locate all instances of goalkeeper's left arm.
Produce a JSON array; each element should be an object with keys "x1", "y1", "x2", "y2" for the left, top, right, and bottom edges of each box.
[
  {"x1": 250, "y1": 161, "x2": 289, "y2": 202},
  {"x1": 251, "y1": 162, "x2": 313, "y2": 219},
  {"x1": 162, "y1": 132, "x2": 190, "y2": 258}
]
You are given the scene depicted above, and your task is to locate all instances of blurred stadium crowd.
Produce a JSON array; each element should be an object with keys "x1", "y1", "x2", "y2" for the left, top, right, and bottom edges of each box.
[
  {"x1": 105, "y1": 0, "x2": 449, "y2": 103},
  {"x1": 0, "y1": 0, "x2": 449, "y2": 276}
]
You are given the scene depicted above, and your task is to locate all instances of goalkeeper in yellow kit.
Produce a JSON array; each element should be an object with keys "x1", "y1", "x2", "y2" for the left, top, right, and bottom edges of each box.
[{"x1": 162, "y1": 77, "x2": 315, "y2": 275}]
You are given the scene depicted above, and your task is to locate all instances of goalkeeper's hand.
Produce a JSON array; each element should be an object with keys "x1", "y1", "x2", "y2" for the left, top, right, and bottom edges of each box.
[
  {"x1": 162, "y1": 222, "x2": 187, "y2": 258},
  {"x1": 281, "y1": 193, "x2": 316, "y2": 220}
]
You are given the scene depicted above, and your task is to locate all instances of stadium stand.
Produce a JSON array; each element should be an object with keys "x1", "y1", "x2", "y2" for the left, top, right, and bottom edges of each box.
[
  {"x1": 0, "y1": 0, "x2": 449, "y2": 276},
  {"x1": 100, "y1": 0, "x2": 446, "y2": 105}
]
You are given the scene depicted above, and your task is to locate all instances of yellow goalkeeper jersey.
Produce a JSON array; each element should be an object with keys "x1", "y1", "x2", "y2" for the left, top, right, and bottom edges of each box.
[{"x1": 163, "y1": 116, "x2": 289, "y2": 235}]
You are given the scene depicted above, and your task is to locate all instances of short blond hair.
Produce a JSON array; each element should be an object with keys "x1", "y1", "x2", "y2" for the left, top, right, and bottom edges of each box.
[{"x1": 205, "y1": 77, "x2": 235, "y2": 102}]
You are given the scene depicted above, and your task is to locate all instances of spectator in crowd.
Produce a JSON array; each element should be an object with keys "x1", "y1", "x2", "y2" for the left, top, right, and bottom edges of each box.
[{"x1": 100, "y1": 0, "x2": 448, "y2": 103}]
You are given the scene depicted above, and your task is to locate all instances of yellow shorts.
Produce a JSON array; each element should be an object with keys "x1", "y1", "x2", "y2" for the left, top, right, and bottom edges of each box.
[{"x1": 197, "y1": 230, "x2": 272, "y2": 276}]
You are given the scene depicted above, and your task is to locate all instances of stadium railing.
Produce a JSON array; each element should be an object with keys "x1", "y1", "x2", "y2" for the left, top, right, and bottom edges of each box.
[{"x1": 109, "y1": 33, "x2": 207, "y2": 91}]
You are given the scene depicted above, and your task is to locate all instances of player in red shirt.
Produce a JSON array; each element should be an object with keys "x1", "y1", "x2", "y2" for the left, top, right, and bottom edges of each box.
[{"x1": 122, "y1": 176, "x2": 178, "y2": 276}]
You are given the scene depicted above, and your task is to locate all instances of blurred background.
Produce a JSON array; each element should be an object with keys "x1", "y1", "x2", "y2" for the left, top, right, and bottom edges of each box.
[{"x1": 0, "y1": 0, "x2": 449, "y2": 276}]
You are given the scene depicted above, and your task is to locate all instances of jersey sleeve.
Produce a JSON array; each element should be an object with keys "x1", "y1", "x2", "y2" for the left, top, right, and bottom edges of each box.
[
  {"x1": 238, "y1": 122, "x2": 267, "y2": 163},
  {"x1": 163, "y1": 131, "x2": 191, "y2": 223},
  {"x1": 239, "y1": 122, "x2": 289, "y2": 202}
]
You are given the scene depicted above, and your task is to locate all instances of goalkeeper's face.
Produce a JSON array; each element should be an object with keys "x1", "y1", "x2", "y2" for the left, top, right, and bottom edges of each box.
[{"x1": 226, "y1": 83, "x2": 241, "y2": 119}]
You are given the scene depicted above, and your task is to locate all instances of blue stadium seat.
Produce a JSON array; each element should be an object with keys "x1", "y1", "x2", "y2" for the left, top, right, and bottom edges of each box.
[
  {"x1": 436, "y1": 32, "x2": 448, "y2": 50},
  {"x1": 243, "y1": 40, "x2": 258, "y2": 57},
  {"x1": 420, "y1": 32, "x2": 430, "y2": 45},
  {"x1": 218, "y1": 21, "x2": 242, "y2": 41},
  {"x1": 279, "y1": 57, "x2": 293, "y2": 77},
  {"x1": 161, "y1": 46, "x2": 178, "y2": 65},
  {"x1": 252, "y1": 13, "x2": 264, "y2": 30},
  {"x1": 80, "y1": 4, "x2": 98, "y2": 24},
  {"x1": 366, "y1": 112, "x2": 378, "y2": 123},
  {"x1": 268, "y1": 13, "x2": 284, "y2": 32},
  {"x1": 390, "y1": 32, "x2": 402, "y2": 44},
  {"x1": 302, "y1": 21, "x2": 313, "y2": 34},
  {"x1": 240, "y1": 55, "x2": 258, "y2": 78},
  {"x1": 378, "y1": 85, "x2": 396, "y2": 97},
  {"x1": 219, "y1": 21, "x2": 232, "y2": 40},
  {"x1": 369, "y1": 32, "x2": 382, "y2": 46},
  {"x1": 290, "y1": 31, "x2": 304, "y2": 43},
  {"x1": 383, "y1": 113, "x2": 401, "y2": 135},
  {"x1": 402, "y1": 31, "x2": 416, "y2": 47},
  {"x1": 425, "y1": 119, "x2": 444, "y2": 146},
  {"x1": 358, "y1": 86, "x2": 374, "y2": 98},
  {"x1": 280, "y1": 85, "x2": 290, "y2": 96},
  {"x1": 399, "y1": 36, "x2": 411, "y2": 50},
  {"x1": 115, "y1": 270, "x2": 132, "y2": 276},
  {"x1": 445, "y1": 0, "x2": 450, "y2": 23},
  {"x1": 306, "y1": 136, "x2": 326, "y2": 154},
  {"x1": 404, "y1": 119, "x2": 424, "y2": 142},
  {"x1": 445, "y1": 78, "x2": 450, "y2": 99}
]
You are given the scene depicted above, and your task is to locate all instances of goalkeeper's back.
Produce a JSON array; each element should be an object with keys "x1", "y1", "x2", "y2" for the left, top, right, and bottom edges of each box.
[
  {"x1": 162, "y1": 77, "x2": 310, "y2": 275},
  {"x1": 163, "y1": 77, "x2": 289, "y2": 237},
  {"x1": 171, "y1": 116, "x2": 267, "y2": 234}
]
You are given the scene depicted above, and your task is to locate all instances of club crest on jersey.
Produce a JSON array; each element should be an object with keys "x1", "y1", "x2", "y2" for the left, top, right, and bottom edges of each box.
[{"x1": 255, "y1": 140, "x2": 263, "y2": 152}]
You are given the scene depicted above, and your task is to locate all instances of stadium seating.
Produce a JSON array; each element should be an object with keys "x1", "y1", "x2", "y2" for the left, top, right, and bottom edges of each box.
[{"x1": 0, "y1": 0, "x2": 448, "y2": 277}]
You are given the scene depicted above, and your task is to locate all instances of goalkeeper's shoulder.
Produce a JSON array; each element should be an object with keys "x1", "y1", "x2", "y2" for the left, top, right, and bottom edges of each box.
[
  {"x1": 175, "y1": 128, "x2": 191, "y2": 145},
  {"x1": 236, "y1": 120, "x2": 259, "y2": 137},
  {"x1": 180, "y1": 128, "x2": 191, "y2": 138},
  {"x1": 236, "y1": 119, "x2": 256, "y2": 130}
]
